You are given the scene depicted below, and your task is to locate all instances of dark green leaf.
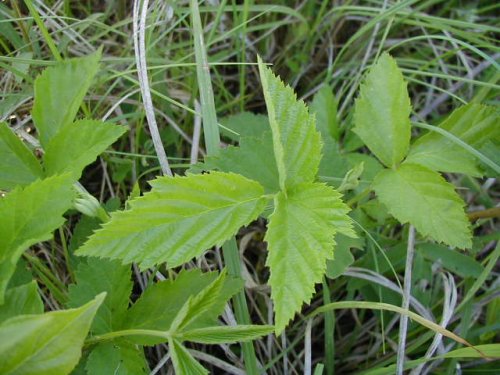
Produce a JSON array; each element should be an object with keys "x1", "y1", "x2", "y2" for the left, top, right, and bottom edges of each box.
[
  {"x1": 85, "y1": 341, "x2": 149, "y2": 375},
  {"x1": 68, "y1": 258, "x2": 132, "y2": 334}
]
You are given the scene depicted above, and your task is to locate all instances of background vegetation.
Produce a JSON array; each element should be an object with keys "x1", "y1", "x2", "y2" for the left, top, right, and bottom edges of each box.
[{"x1": 0, "y1": 0, "x2": 498, "y2": 373}]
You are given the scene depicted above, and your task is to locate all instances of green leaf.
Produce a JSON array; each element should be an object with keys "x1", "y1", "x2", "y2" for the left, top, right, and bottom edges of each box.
[
  {"x1": 0, "y1": 122, "x2": 43, "y2": 190},
  {"x1": 44, "y1": 120, "x2": 127, "y2": 180},
  {"x1": 0, "y1": 281, "x2": 43, "y2": 321},
  {"x1": 180, "y1": 325, "x2": 274, "y2": 344},
  {"x1": 0, "y1": 293, "x2": 104, "y2": 375},
  {"x1": 407, "y1": 103, "x2": 499, "y2": 176},
  {"x1": 417, "y1": 243, "x2": 484, "y2": 278},
  {"x1": 190, "y1": 132, "x2": 279, "y2": 194},
  {"x1": 76, "y1": 172, "x2": 267, "y2": 269},
  {"x1": 219, "y1": 112, "x2": 269, "y2": 141},
  {"x1": 265, "y1": 182, "x2": 354, "y2": 333},
  {"x1": 258, "y1": 56, "x2": 322, "y2": 189},
  {"x1": 32, "y1": 51, "x2": 101, "y2": 147},
  {"x1": 67, "y1": 258, "x2": 132, "y2": 334},
  {"x1": 353, "y1": 53, "x2": 411, "y2": 168},
  {"x1": 310, "y1": 85, "x2": 339, "y2": 141},
  {"x1": 326, "y1": 234, "x2": 365, "y2": 279},
  {"x1": 0, "y1": 174, "x2": 74, "y2": 303},
  {"x1": 124, "y1": 269, "x2": 241, "y2": 345},
  {"x1": 308, "y1": 88, "x2": 350, "y2": 183},
  {"x1": 85, "y1": 341, "x2": 149, "y2": 375},
  {"x1": 372, "y1": 163, "x2": 472, "y2": 248},
  {"x1": 171, "y1": 270, "x2": 235, "y2": 332},
  {"x1": 169, "y1": 338, "x2": 208, "y2": 375}
]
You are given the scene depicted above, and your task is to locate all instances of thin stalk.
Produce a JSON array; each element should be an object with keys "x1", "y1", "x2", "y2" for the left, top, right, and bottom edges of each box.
[
  {"x1": 396, "y1": 225, "x2": 416, "y2": 375},
  {"x1": 133, "y1": 0, "x2": 173, "y2": 176},
  {"x1": 190, "y1": 0, "x2": 220, "y2": 156},
  {"x1": 304, "y1": 319, "x2": 313, "y2": 375},
  {"x1": 190, "y1": 1, "x2": 259, "y2": 372},
  {"x1": 322, "y1": 279, "x2": 335, "y2": 375},
  {"x1": 58, "y1": 227, "x2": 74, "y2": 283},
  {"x1": 24, "y1": 0, "x2": 62, "y2": 61},
  {"x1": 222, "y1": 238, "x2": 260, "y2": 374}
]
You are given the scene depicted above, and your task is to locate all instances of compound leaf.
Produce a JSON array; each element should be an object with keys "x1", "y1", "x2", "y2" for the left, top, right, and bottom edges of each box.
[
  {"x1": 0, "y1": 174, "x2": 74, "y2": 303},
  {"x1": 258, "y1": 56, "x2": 322, "y2": 189},
  {"x1": 0, "y1": 122, "x2": 43, "y2": 190},
  {"x1": 76, "y1": 172, "x2": 267, "y2": 269},
  {"x1": 406, "y1": 103, "x2": 499, "y2": 176},
  {"x1": 353, "y1": 53, "x2": 411, "y2": 168},
  {"x1": 44, "y1": 120, "x2": 126, "y2": 180},
  {"x1": 265, "y1": 182, "x2": 354, "y2": 333},
  {"x1": 0, "y1": 281, "x2": 43, "y2": 321},
  {"x1": 125, "y1": 269, "x2": 242, "y2": 346},
  {"x1": 125, "y1": 270, "x2": 215, "y2": 333},
  {"x1": 32, "y1": 51, "x2": 101, "y2": 147},
  {"x1": 67, "y1": 258, "x2": 132, "y2": 334},
  {"x1": 0, "y1": 293, "x2": 104, "y2": 375},
  {"x1": 372, "y1": 163, "x2": 472, "y2": 248},
  {"x1": 85, "y1": 341, "x2": 149, "y2": 375}
]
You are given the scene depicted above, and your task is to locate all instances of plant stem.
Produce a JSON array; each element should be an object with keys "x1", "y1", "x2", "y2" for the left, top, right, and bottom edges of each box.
[
  {"x1": 24, "y1": 0, "x2": 62, "y2": 62},
  {"x1": 396, "y1": 225, "x2": 416, "y2": 375},
  {"x1": 190, "y1": 1, "x2": 259, "y2": 372},
  {"x1": 322, "y1": 279, "x2": 335, "y2": 375},
  {"x1": 222, "y1": 237, "x2": 260, "y2": 374},
  {"x1": 133, "y1": 0, "x2": 173, "y2": 176},
  {"x1": 190, "y1": 0, "x2": 220, "y2": 156}
]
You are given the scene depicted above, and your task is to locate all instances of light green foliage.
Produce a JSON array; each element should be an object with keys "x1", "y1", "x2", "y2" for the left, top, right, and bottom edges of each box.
[
  {"x1": 372, "y1": 164, "x2": 472, "y2": 248},
  {"x1": 120, "y1": 269, "x2": 265, "y2": 373},
  {"x1": 258, "y1": 56, "x2": 322, "y2": 190},
  {"x1": 256, "y1": 62, "x2": 354, "y2": 332},
  {"x1": 265, "y1": 183, "x2": 354, "y2": 333},
  {"x1": 179, "y1": 325, "x2": 274, "y2": 344},
  {"x1": 169, "y1": 338, "x2": 207, "y2": 375},
  {"x1": 68, "y1": 258, "x2": 132, "y2": 334},
  {"x1": 191, "y1": 132, "x2": 279, "y2": 193},
  {"x1": 0, "y1": 281, "x2": 43, "y2": 321},
  {"x1": 407, "y1": 103, "x2": 500, "y2": 176},
  {"x1": 219, "y1": 112, "x2": 269, "y2": 141},
  {"x1": 163, "y1": 270, "x2": 268, "y2": 372},
  {"x1": 170, "y1": 270, "x2": 229, "y2": 332},
  {"x1": 76, "y1": 172, "x2": 267, "y2": 269},
  {"x1": 125, "y1": 270, "x2": 215, "y2": 332},
  {"x1": 85, "y1": 341, "x2": 149, "y2": 375},
  {"x1": 353, "y1": 53, "x2": 411, "y2": 168},
  {"x1": 0, "y1": 122, "x2": 43, "y2": 190},
  {"x1": 0, "y1": 293, "x2": 104, "y2": 375},
  {"x1": 44, "y1": 119, "x2": 127, "y2": 180},
  {"x1": 32, "y1": 51, "x2": 101, "y2": 147},
  {"x1": 0, "y1": 174, "x2": 74, "y2": 303},
  {"x1": 125, "y1": 269, "x2": 242, "y2": 345}
]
